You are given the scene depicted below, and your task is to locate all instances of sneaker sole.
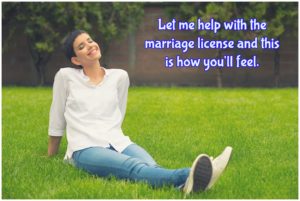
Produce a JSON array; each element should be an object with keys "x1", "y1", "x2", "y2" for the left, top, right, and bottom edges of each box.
[{"x1": 192, "y1": 155, "x2": 213, "y2": 192}]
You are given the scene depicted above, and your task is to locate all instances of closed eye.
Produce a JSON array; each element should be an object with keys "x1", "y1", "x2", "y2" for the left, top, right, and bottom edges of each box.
[
  {"x1": 78, "y1": 38, "x2": 94, "y2": 50},
  {"x1": 78, "y1": 44, "x2": 84, "y2": 50}
]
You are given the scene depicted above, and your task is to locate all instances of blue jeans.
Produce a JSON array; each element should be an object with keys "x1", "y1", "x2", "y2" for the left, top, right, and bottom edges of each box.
[{"x1": 72, "y1": 144, "x2": 190, "y2": 188}]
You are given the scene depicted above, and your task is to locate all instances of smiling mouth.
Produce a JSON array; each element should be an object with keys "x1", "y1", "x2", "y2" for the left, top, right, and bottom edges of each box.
[{"x1": 88, "y1": 48, "x2": 98, "y2": 56}]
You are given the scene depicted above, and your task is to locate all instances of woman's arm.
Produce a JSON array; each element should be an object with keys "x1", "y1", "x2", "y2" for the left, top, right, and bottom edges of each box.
[
  {"x1": 48, "y1": 136, "x2": 62, "y2": 156},
  {"x1": 117, "y1": 70, "x2": 130, "y2": 122},
  {"x1": 48, "y1": 69, "x2": 67, "y2": 156}
]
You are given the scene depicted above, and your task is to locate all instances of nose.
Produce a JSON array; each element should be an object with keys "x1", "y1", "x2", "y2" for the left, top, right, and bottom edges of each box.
[{"x1": 86, "y1": 42, "x2": 93, "y2": 49}]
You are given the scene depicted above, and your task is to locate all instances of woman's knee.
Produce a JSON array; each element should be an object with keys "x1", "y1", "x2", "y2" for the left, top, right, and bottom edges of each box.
[{"x1": 122, "y1": 143, "x2": 158, "y2": 166}]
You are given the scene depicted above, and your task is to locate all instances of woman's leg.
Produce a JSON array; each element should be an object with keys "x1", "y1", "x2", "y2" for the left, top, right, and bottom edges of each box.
[
  {"x1": 121, "y1": 144, "x2": 158, "y2": 166},
  {"x1": 72, "y1": 146, "x2": 189, "y2": 188}
]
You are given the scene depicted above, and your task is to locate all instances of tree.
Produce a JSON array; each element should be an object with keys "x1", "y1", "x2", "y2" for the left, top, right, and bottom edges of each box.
[
  {"x1": 165, "y1": 2, "x2": 297, "y2": 87},
  {"x1": 262, "y1": 3, "x2": 298, "y2": 87},
  {"x1": 2, "y1": 2, "x2": 144, "y2": 86}
]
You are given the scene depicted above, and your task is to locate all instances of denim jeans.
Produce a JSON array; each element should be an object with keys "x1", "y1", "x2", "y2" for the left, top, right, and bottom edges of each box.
[{"x1": 72, "y1": 144, "x2": 190, "y2": 188}]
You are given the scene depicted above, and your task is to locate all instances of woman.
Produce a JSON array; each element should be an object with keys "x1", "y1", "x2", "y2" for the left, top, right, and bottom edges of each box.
[{"x1": 48, "y1": 30, "x2": 232, "y2": 195}]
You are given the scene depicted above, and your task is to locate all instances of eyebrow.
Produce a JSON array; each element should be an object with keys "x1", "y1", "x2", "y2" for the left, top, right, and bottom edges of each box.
[{"x1": 77, "y1": 37, "x2": 92, "y2": 49}]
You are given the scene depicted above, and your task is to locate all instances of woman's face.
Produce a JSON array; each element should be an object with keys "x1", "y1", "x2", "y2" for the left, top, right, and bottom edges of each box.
[{"x1": 71, "y1": 33, "x2": 102, "y2": 66}]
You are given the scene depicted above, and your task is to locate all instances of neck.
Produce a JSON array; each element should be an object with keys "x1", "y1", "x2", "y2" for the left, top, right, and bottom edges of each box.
[{"x1": 82, "y1": 61, "x2": 104, "y2": 79}]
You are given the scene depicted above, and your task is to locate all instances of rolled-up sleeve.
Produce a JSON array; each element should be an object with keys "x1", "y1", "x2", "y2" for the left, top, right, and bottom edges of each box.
[
  {"x1": 48, "y1": 70, "x2": 67, "y2": 136},
  {"x1": 117, "y1": 70, "x2": 130, "y2": 122}
]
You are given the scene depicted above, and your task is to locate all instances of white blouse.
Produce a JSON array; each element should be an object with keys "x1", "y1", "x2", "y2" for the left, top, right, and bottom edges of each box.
[{"x1": 48, "y1": 67, "x2": 133, "y2": 161}]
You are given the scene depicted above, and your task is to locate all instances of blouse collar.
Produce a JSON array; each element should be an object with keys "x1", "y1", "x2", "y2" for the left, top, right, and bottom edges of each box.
[
  {"x1": 80, "y1": 67, "x2": 110, "y2": 87},
  {"x1": 80, "y1": 67, "x2": 109, "y2": 81}
]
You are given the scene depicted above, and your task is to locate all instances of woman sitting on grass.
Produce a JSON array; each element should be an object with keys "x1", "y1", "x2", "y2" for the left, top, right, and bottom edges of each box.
[{"x1": 47, "y1": 30, "x2": 232, "y2": 195}]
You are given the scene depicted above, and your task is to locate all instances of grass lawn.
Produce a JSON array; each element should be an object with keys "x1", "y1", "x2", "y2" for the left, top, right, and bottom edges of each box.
[{"x1": 2, "y1": 86, "x2": 298, "y2": 199}]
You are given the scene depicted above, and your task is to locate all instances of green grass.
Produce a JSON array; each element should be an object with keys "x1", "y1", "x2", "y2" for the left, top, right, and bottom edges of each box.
[{"x1": 2, "y1": 86, "x2": 298, "y2": 199}]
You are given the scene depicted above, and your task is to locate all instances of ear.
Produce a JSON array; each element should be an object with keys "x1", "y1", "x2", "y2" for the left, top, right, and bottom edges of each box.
[{"x1": 71, "y1": 57, "x2": 81, "y2": 66}]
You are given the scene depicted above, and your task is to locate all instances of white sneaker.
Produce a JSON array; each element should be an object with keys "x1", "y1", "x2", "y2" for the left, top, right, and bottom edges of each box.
[
  {"x1": 207, "y1": 146, "x2": 233, "y2": 189},
  {"x1": 183, "y1": 154, "x2": 213, "y2": 195}
]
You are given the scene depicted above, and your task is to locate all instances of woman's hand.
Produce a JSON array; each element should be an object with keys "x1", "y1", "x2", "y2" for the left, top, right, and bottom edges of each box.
[{"x1": 48, "y1": 136, "x2": 62, "y2": 157}]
